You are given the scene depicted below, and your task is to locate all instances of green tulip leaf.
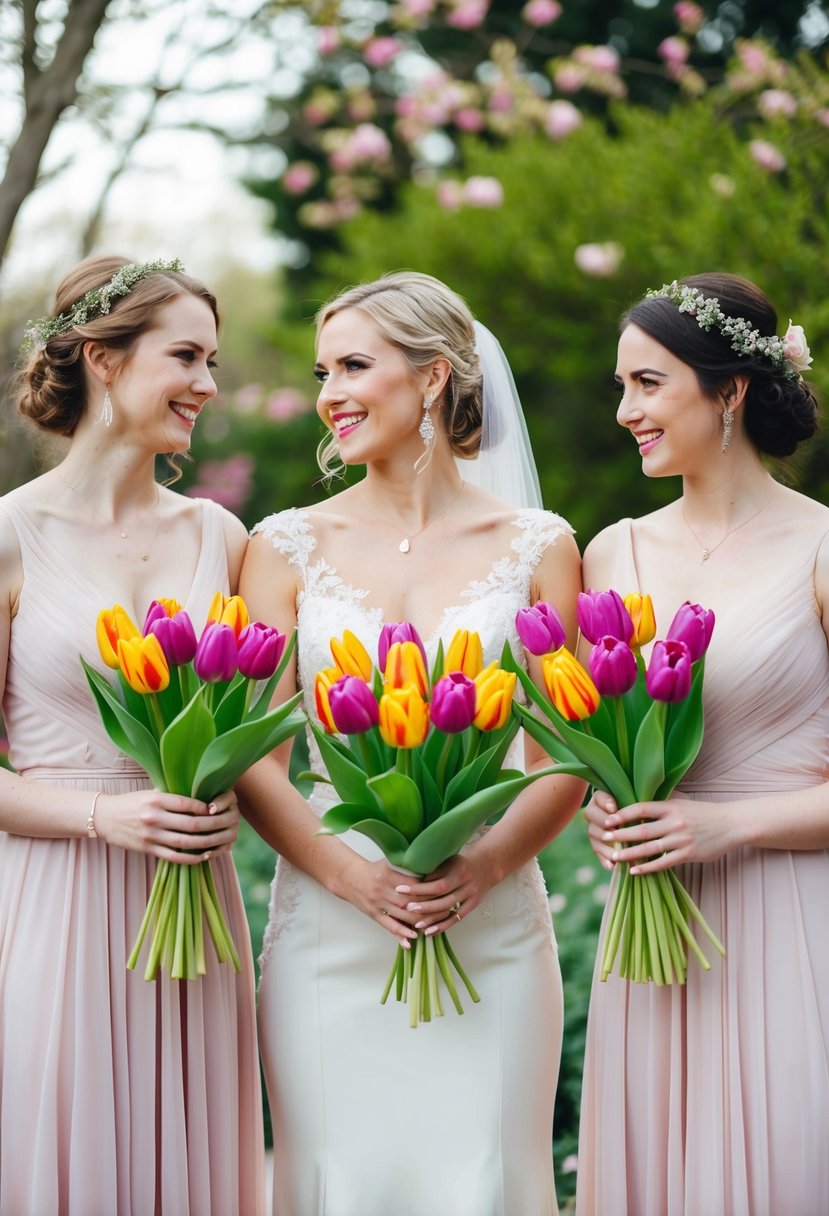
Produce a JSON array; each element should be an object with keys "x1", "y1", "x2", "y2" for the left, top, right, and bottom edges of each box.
[
  {"x1": 160, "y1": 689, "x2": 216, "y2": 795},
  {"x1": 213, "y1": 673, "x2": 249, "y2": 734},
  {"x1": 512, "y1": 702, "x2": 634, "y2": 804},
  {"x1": 317, "y1": 804, "x2": 409, "y2": 865},
  {"x1": 81, "y1": 658, "x2": 165, "y2": 788},
  {"x1": 632, "y1": 699, "x2": 667, "y2": 802},
  {"x1": 658, "y1": 658, "x2": 706, "y2": 798},
  {"x1": 429, "y1": 638, "x2": 446, "y2": 685},
  {"x1": 247, "y1": 629, "x2": 298, "y2": 719},
  {"x1": 366, "y1": 771, "x2": 424, "y2": 840},
  {"x1": 191, "y1": 693, "x2": 304, "y2": 801},
  {"x1": 412, "y1": 748, "x2": 443, "y2": 826},
  {"x1": 309, "y1": 720, "x2": 375, "y2": 804}
]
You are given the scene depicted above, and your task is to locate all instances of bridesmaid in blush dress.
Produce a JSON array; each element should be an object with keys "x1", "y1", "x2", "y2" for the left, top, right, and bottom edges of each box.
[
  {"x1": 576, "y1": 274, "x2": 829, "y2": 1216},
  {"x1": 0, "y1": 255, "x2": 264, "y2": 1215}
]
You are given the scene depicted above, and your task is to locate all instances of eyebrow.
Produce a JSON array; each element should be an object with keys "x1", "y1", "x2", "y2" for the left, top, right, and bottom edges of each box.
[
  {"x1": 614, "y1": 366, "x2": 668, "y2": 380},
  {"x1": 313, "y1": 351, "x2": 375, "y2": 372},
  {"x1": 169, "y1": 338, "x2": 218, "y2": 357}
]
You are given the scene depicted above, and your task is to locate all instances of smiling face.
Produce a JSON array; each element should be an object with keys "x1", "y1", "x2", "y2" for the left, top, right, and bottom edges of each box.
[
  {"x1": 314, "y1": 307, "x2": 430, "y2": 469},
  {"x1": 615, "y1": 323, "x2": 724, "y2": 478},
  {"x1": 108, "y1": 293, "x2": 218, "y2": 453}
]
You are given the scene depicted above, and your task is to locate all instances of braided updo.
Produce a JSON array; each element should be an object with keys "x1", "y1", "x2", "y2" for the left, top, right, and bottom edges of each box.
[
  {"x1": 315, "y1": 271, "x2": 483, "y2": 477},
  {"x1": 16, "y1": 254, "x2": 218, "y2": 436}
]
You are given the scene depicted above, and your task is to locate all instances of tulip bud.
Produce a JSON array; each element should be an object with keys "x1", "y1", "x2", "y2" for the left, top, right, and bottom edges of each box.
[
  {"x1": 577, "y1": 589, "x2": 634, "y2": 645},
  {"x1": 194, "y1": 623, "x2": 238, "y2": 683},
  {"x1": 96, "y1": 605, "x2": 140, "y2": 668},
  {"x1": 315, "y1": 666, "x2": 341, "y2": 734},
  {"x1": 588, "y1": 636, "x2": 638, "y2": 696},
  {"x1": 148, "y1": 610, "x2": 198, "y2": 667},
  {"x1": 328, "y1": 675, "x2": 380, "y2": 734},
  {"x1": 116, "y1": 633, "x2": 170, "y2": 694},
  {"x1": 473, "y1": 663, "x2": 517, "y2": 731},
  {"x1": 384, "y1": 640, "x2": 429, "y2": 696},
  {"x1": 542, "y1": 648, "x2": 601, "y2": 721},
  {"x1": 378, "y1": 622, "x2": 427, "y2": 673},
  {"x1": 515, "y1": 601, "x2": 567, "y2": 656},
  {"x1": 622, "y1": 593, "x2": 656, "y2": 650},
  {"x1": 206, "y1": 592, "x2": 250, "y2": 638},
  {"x1": 142, "y1": 598, "x2": 184, "y2": 634},
  {"x1": 430, "y1": 672, "x2": 477, "y2": 733},
  {"x1": 237, "y1": 622, "x2": 287, "y2": 680},
  {"x1": 666, "y1": 601, "x2": 715, "y2": 663},
  {"x1": 444, "y1": 629, "x2": 484, "y2": 678},
  {"x1": 378, "y1": 685, "x2": 430, "y2": 749},
  {"x1": 330, "y1": 630, "x2": 373, "y2": 681},
  {"x1": 645, "y1": 639, "x2": 692, "y2": 702}
]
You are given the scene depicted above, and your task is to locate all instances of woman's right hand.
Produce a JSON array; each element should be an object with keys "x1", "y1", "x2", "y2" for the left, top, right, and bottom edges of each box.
[
  {"x1": 584, "y1": 789, "x2": 620, "y2": 872},
  {"x1": 93, "y1": 788, "x2": 240, "y2": 862},
  {"x1": 335, "y1": 852, "x2": 419, "y2": 946}
]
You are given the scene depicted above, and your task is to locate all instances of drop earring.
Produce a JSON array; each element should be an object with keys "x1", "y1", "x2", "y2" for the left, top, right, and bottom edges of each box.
[
  {"x1": 721, "y1": 407, "x2": 733, "y2": 454},
  {"x1": 99, "y1": 387, "x2": 113, "y2": 428},
  {"x1": 414, "y1": 394, "x2": 435, "y2": 474}
]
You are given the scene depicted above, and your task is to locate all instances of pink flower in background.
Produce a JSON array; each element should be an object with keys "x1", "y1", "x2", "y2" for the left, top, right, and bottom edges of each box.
[
  {"x1": 658, "y1": 36, "x2": 689, "y2": 69},
  {"x1": 455, "y1": 107, "x2": 485, "y2": 132},
  {"x1": 401, "y1": 0, "x2": 435, "y2": 13},
  {"x1": 758, "y1": 89, "x2": 797, "y2": 118},
  {"x1": 574, "y1": 242, "x2": 624, "y2": 277},
  {"x1": 265, "y1": 389, "x2": 310, "y2": 420},
  {"x1": 522, "y1": 0, "x2": 562, "y2": 27},
  {"x1": 561, "y1": 1154, "x2": 579, "y2": 1175},
  {"x1": 186, "y1": 455, "x2": 255, "y2": 515},
  {"x1": 461, "y1": 176, "x2": 504, "y2": 207},
  {"x1": 749, "y1": 139, "x2": 786, "y2": 173},
  {"x1": 554, "y1": 63, "x2": 586, "y2": 93},
  {"x1": 318, "y1": 26, "x2": 341, "y2": 56},
  {"x1": 574, "y1": 45, "x2": 620, "y2": 74},
  {"x1": 436, "y1": 180, "x2": 463, "y2": 210},
  {"x1": 282, "y1": 161, "x2": 318, "y2": 195},
  {"x1": 447, "y1": 0, "x2": 489, "y2": 29},
  {"x1": 488, "y1": 87, "x2": 514, "y2": 114},
  {"x1": 363, "y1": 37, "x2": 404, "y2": 68},
  {"x1": 673, "y1": 1, "x2": 704, "y2": 34},
  {"x1": 545, "y1": 100, "x2": 582, "y2": 140},
  {"x1": 738, "y1": 41, "x2": 771, "y2": 76},
  {"x1": 233, "y1": 383, "x2": 263, "y2": 414},
  {"x1": 330, "y1": 123, "x2": 392, "y2": 171}
]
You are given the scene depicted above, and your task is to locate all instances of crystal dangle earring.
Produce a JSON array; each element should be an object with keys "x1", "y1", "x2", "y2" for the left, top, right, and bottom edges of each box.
[
  {"x1": 99, "y1": 387, "x2": 113, "y2": 428},
  {"x1": 414, "y1": 394, "x2": 435, "y2": 474},
  {"x1": 721, "y1": 407, "x2": 733, "y2": 454}
]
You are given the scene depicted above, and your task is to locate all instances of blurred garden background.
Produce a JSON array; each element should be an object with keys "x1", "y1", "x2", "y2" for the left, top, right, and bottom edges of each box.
[{"x1": 2, "y1": 0, "x2": 828, "y2": 1205}]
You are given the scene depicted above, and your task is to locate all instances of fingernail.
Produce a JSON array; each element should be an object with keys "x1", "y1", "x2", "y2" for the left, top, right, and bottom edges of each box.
[
  {"x1": 208, "y1": 802, "x2": 218, "y2": 815},
  {"x1": 415, "y1": 920, "x2": 427, "y2": 929},
  {"x1": 611, "y1": 850, "x2": 621, "y2": 862},
  {"x1": 601, "y1": 831, "x2": 614, "y2": 842},
  {"x1": 425, "y1": 925, "x2": 439, "y2": 936},
  {"x1": 406, "y1": 902, "x2": 422, "y2": 912},
  {"x1": 630, "y1": 866, "x2": 641, "y2": 876},
  {"x1": 202, "y1": 851, "x2": 212, "y2": 861},
  {"x1": 395, "y1": 885, "x2": 411, "y2": 894},
  {"x1": 401, "y1": 939, "x2": 411, "y2": 950}
]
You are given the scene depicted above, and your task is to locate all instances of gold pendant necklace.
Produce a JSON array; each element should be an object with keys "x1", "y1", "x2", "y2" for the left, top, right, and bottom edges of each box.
[
  {"x1": 385, "y1": 481, "x2": 466, "y2": 554},
  {"x1": 61, "y1": 479, "x2": 162, "y2": 563},
  {"x1": 680, "y1": 492, "x2": 774, "y2": 565}
]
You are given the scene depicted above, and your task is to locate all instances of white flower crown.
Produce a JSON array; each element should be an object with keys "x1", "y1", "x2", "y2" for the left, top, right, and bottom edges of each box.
[{"x1": 646, "y1": 281, "x2": 812, "y2": 380}]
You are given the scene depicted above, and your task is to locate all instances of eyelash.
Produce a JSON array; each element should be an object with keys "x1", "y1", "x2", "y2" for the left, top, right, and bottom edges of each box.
[
  {"x1": 314, "y1": 359, "x2": 369, "y2": 383},
  {"x1": 175, "y1": 351, "x2": 218, "y2": 369}
]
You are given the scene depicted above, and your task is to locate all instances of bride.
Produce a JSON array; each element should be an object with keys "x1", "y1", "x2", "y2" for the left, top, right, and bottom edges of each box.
[{"x1": 237, "y1": 271, "x2": 584, "y2": 1216}]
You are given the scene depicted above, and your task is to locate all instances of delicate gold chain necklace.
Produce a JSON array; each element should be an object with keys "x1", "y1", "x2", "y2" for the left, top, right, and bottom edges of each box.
[
  {"x1": 370, "y1": 480, "x2": 466, "y2": 554},
  {"x1": 61, "y1": 479, "x2": 162, "y2": 563},
  {"x1": 680, "y1": 493, "x2": 774, "y2": 565}
]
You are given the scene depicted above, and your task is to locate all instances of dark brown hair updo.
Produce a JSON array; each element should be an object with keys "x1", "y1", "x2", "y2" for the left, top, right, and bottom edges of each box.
[
  {"x1": 315, "y1": 271, "x2": 483, "y2": 477},
  {"x1": 623, "y1": 273, "x2": 819, "y2": 458},
  {"x1": 16, "y1": 254, "x2": 219, "y2": 437}
]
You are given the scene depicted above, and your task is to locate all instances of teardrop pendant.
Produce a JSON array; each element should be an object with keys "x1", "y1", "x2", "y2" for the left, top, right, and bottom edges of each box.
[{"x1": 399, "y1": 537, "x2": 410, "y2": 553}]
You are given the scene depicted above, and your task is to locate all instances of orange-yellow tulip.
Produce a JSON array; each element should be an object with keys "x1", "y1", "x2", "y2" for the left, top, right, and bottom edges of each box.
[
  {"x1": 473, "y1": 662, "x2": 516, "y2": 731},
  {"x1": 383, "y1": 640, "x2": 428, "y2": 696},
  {"x1": 96, "y1": 605, "x2": 140, "y2": 669},
  {"x1": 542, "y1": 648, "x2": 600, "y2": 721},
  {"x1": 116, "y1": 633, "x2": 170, "y2": 694},
  {"x1": 330, "y1": 630, "x2": 373, "y2": 681},
  {"x1": 315, "y1": 666, "x2": 342, "y2": 734},
  {"x1": 378, "y1": 685, "x2": 430, "y2": 749},
  {"x1": 623, "y1": 593, "x2": 656, "y2": 650},
  {"x1": 445, "y1": 629, "x2": 484, "y2": 678},
  {"x1": 206, "y1": 592, "x2": 250, "y2": 638}
]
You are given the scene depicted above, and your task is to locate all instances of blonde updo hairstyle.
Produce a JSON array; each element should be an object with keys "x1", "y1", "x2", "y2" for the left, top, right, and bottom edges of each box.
[
  {"x1": 315, "y1": 271, "x2": 483, "y2": 478},
  {"x1": 16, "y1": 254, "x2": 219, "y2": 437}
]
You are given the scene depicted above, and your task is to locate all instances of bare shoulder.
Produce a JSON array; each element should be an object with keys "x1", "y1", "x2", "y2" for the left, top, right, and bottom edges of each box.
[{"x1": 0, "y1": 492, "x2": 25, "y2": 613}]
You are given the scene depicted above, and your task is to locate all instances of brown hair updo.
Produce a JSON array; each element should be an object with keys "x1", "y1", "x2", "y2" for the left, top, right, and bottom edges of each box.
[
  {"x1": 315, "y1": 271, "x2": 483, "y2": 477},
  {"x1": 16, "y1": 254, "x2": 219, "y2": 437}
]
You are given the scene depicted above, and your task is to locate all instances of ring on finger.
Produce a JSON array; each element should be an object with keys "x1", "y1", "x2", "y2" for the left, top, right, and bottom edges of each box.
[{"x1": 449, "y1": 900, "x2": 461, "y2": 914}]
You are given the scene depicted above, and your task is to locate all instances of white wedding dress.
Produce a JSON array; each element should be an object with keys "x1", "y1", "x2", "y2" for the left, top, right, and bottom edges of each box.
[{"x1": 254, "y1": 506, "x2": 572, "y2": 1216}]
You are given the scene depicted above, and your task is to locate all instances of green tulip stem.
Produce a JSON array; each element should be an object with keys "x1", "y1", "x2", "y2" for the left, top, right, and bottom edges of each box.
[
  {"x1": 434, "y1": 935, "x2": 464, "y2": 1014},
  {"x1": 666, "y1": 870, "x2": 726, "y2": 956},
  {"x1": 355, "y1": 733, "x2": 375, "y2": 777},
  {"x1": 632, "y1": 869, "x2": 644, "y2": 981},
  {"x1": 441, "y1": 933, "x2": 481, "y2": 1003},
  {"x1": 201, "y1": 860, "x2": 242, "y2": 972},
  {"x1": 436, "y1": 733, "x2": 456, "y2": 796},
  {"x1": 396, "y1": 748, "x2": 413, "y2": 780},
  {"x1": 381, "y1": 945, "x2": 402, "y2": 1005},
  {"x1": 612, "y1": 697, "x2": 630, "y2": 775},
  {"x1": 600, "y1": 864, "x2": 631, "y2": 981},
  {"x1": 462, "y1": 728, "x2": 481, "y2": 768},
  {"x1": 191, "y1": 863, "x2": 206, "y2": 976},
  {"x1": 127, "y1": 859, "x2": 168, "y2": 971},
  {"x1": 410, "y1": 934, "x2": 425, "y2": 1028},
  {"x1": 640, "y1": 875, "x2": 669, "y2": 984},
  {"x1": 144, "y1": 864, "x2": 178, "y2": 980},
  {"x1": 172, "y1": 862, "x2": 190, "y2": 979},
  {"x1": 147, "y1": 693, "x2": 166, "y2": 741}
]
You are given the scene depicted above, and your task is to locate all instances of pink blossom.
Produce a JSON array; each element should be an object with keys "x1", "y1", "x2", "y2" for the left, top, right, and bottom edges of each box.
[
  {"x1": 574, "y1": 45, "x2": 620, "y2": 74},
  {"x1": 436, "y1": 180, "x2": 463, "y2": 210},
  {"x1": 673, "y1": 1, "x2": 704, "y2": 34},
  {"x1": 317, "y1": 26, "x2": 340, "y2": 56},
  {"x1": 738, "y1": 41, "x2": 770, "y2": 76},
  {"x1": 363, "y1": 36, "x2": 404, "y2": 68},
  {"x1": 265, "y1": 389, "x2": 310, "y2": 420},
  {"x1": 522, "y1": 0, "x2": 562, "y2": 26},
  {"x1": 282, "y1": 161, "x2": 318, "y2": 195},
  {"x1": 562, "y1": 1154, "x2": 579, "y2": 1175},
  {"x1": 545, "y1": 99, "x2": 582, "y2": 140},
  {"x1": 454, "y1": 107, "x2": 485, "y2": 132},
  {"x1": 233, "y1": 383, "x2": 263, "y2": 414},
  {"x1": 574, "y1": 241, "x2": 624, "y2": 277},
  {"x1": 461, "y1": 176, "x2": 504, "y2": 207},
  {"x1": 331, "y1": 123, "x2": 393, "y2": 170},
  {"x1": 185, "y1": 455, "x2": 254, "y2": 514},
  {"x1": 447, "y1": 0, "x2": 489, "y2": 30},
  {"x1": 658, "y1": 36, "x2": 689, "y2": 69},
  {"x1": 554, "y1": 63, "x2": 586, "y2": 93},
  {"x1": 758, "y1": 89, "x2": 797, "y2": 119},
  {"x1": 749, "y1": 139, "x2": 786, "y2": 173},
  {"x1": 488, "y1": 87, "x2": 514, "y2": 114},
  {"x1": 395, "y1": 95, "x2": 418, "y2": 119},
  {"x1": 401, "y1": 0, "x2": 435, "y2": 13},
  {"x1": 303, "y1": 100, "x2": 333, "y2": 126}
]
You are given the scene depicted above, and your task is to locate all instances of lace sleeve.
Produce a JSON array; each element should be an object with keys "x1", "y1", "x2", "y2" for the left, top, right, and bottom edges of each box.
[
  {"x1": 511, "y1": 508, "x2": 575, "y2": 572},
  {"x1": 250, "y1": 508, "x2": 316, "y2": 575}
]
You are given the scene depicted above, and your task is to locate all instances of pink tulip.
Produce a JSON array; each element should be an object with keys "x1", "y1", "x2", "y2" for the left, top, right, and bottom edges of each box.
[
  {"x1": 646, "y1": 640, "x2": 692, "y2": 702},
  {"x1": 147, "y1": 611, "x2": 198, "y2": 667},
  {"x1": 237, "y1": 622, "x2": 287, "y2": 680},
  {"x1": 328, "y1": 675, "x2": 380, "y2": 734},
  {"x1": 515, "y1": 602, "x2": 567, "y2": 656},
  {"x1": 378, "y1": 622, "x2": 427, "y2": 673},
  {"x1": 430, "y1": 672, "x2": 477, "y2": 733},
  {"x1": 577, "y1": 590, "x2": 634, "y2": 646},
  {"x1": 194, "y1": 623, "x2": 238, "y2": 683},
  {"x1": 665, "y1": 602, "x2": 715, "y2": 663},
  {"x1": 588, "y1": 637, "x2": 638, "y2": 697}
]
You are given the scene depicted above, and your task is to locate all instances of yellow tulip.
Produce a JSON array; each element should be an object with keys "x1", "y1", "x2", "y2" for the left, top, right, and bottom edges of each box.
[
  {"x1": 383, "y1": 640, "x2": 428, "y2": 696},
  {"x1": 623, "y1": 593, "x2": 656, "y2": 650},
  {"x1": 473, "y1": 662, "x2": 517, "y2": 731},
  {"x1": 330, "y1": 630, "x2": 373, "y2": 681},
  {"x1": 96, "y1": 605, "x2": 140, "y2": 669},
  {"x1": 206, "y1": 592, "x2": 250, "y2": 638},
  {"x1": 116, "y1": 633, "x2": 170, "y2": 694},
  {"x1": 541, "y1": 648, "x2": 601, "y2": 721},
  {"x1": 378, "y1": 685, "x2": 430, "y2": 749},
  {"x1": 444, "y1": 629, "x2": 484, "y2": 678},
  {"x1": 315, "y1": 666, "x2": 341, "y2": 734}
]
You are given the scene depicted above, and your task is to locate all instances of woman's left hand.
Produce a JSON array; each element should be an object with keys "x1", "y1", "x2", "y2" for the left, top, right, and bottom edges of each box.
[
  {"x1": 600, "y1": 795, "x2": 744, "y2": 874},
  {"x1": 396, "y1": 850, "x2": 499, "y2": 935}
]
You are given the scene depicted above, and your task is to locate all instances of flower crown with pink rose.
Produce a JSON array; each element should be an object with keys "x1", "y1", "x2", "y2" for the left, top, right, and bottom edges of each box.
[{"x1": 646, "y1": 280, "x2": 813, "y2": 381}]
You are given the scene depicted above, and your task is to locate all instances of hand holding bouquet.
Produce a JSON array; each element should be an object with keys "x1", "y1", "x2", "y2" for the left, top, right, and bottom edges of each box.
[
  {"x1": 310, "y1": 623, "x2": 554, "y2": 1026},
  {"x1": 83, "y1": 593, "x2": 304, "y2": 980},
  {"x1": 507, "y1": 591, "x2": 725, "y2": 985}
]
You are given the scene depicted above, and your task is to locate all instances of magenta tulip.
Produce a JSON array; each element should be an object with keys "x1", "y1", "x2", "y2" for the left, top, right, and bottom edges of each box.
[
  {"x1": 577, "y1": 589, "x2": 634, "y2": 645},
  {"x1": 430, "y1": 671, "x2": 477, "y2": 733},
  {"x1": 645, "y1": 639, "x2": 692, "y2": 702},
  {"x1": 328, "y1": 675, "x2": 380, "y2": 734},
  {"x1": 378, "y1": 622, "x2": 427, "y2": 673},
  {"x1": 515, "y1": 601, "x2": 567, "y2": 655},
  {"x1": 588, "y1": 636, "x2": 638, "y2": 696},
  {"x1": 147, "y1": 611, "x2": 198, "y2": 666},
  {"x1": 194, "y1": 623, "x2": 238, "y2": 683},
  {"x1": 666, "y1": 601, "x2": 715, "y2": 663},
  {"x1": 237, "y1": 622, "x2": 287, "y2": 680}
]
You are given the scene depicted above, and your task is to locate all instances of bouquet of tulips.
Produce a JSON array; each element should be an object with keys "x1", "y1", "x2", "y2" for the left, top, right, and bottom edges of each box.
[
  {"x1": 506, "y1": 591, "x2": 725, "y2": 985},
  {"x1": 82, "y1": 593, "x2": 304, "y2": 980},
  {"x1": 310, "y1": 624, "x2": 553, "y2": 1027}
]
